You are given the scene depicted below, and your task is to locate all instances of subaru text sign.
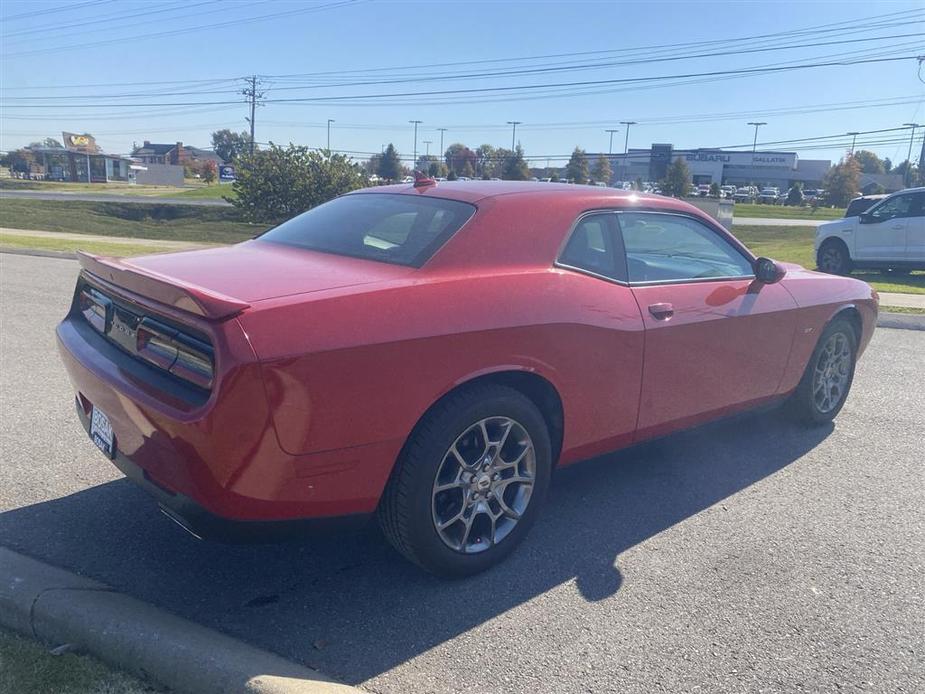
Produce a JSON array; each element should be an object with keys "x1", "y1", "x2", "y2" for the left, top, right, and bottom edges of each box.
[{"x1": 219, "y1": 165, "x2": 235, "y2": 183}]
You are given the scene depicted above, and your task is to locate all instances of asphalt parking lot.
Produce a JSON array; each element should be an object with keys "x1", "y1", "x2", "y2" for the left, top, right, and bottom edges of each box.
[{"x1": 1, "y1": 252, "x2": 922, "y2": 694}]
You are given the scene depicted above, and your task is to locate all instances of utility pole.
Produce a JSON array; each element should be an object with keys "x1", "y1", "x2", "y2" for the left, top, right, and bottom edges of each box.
[
  {"x1": 619, "y1": 121, "x2": 636, "y2": 184},
  {"x1": 507, "y1": 121, "x2": 522, "y2": 151},
  {"x1": 747, "y1": 121, "x2": 767, "y2": 154},
  {"x1": 409, "y1": 120, "x2": 422, "y2": 168},
  {"x1": 605, "y1": 128, "x2": 619, "y2": 155},
  {"x1": 847, "y1": 131, "x2": 860, "y2": 155},
  {"x1": 327, "y1": 119, "x2": 335, "y2": 151},
  {"x1": 243, "y1": 75, "x2": 265, "y2": 156},
  {"x1": 437, "y1": 128, "x2": 448, "y2": 158},
  {"x1": 903, "y1": 122, "x2": 921, "y2": 186}
]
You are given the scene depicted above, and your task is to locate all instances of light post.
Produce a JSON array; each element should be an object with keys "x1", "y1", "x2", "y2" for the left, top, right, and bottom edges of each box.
[
  {"x1": 507, "y1": 121, "x2": 522, "y2": 150},
  {"x1": 747, "y1": 121, "x2": 767, "y2": 154},
  {"x1": 423, "y1": 140, "x2": 432, "y2": 158},
  {"x1": 409, "y1": 120, "x2": 422, "y2": 168},
  {"x1": 846, "y1": 131, "x2": 860, "y2": 155},
  {"x1": 903, "y1": 123, "x2": 920, "y2": 186},
  {"x1": 619, "y1": 121, "x2": 636, "y2": 184},
  {"x1": 605, "y1": 128, "x2": 619, "y2": 155},
  {"x1": 327, "y1": 119, "x2": 334, "y2": 151},
  {"x1": 437, "y1": 128, "x2": 448, "y2": 158}
]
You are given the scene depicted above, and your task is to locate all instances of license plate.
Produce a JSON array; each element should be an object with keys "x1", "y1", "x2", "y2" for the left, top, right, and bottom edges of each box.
[{"x1": 90, "y1": 405, "x2": 115, "y2": 458}]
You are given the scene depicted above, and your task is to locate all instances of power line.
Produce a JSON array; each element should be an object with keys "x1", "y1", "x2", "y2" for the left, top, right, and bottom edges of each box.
[
  {"x1": 1, "y1": 0, "x2": 115, "y2": 23},
  {"x1": 0, "y1": 0, "x2": 366, "y2": 59},
  {"x1": 3, "y1": 55, "x2": 916, "y2": 109}
]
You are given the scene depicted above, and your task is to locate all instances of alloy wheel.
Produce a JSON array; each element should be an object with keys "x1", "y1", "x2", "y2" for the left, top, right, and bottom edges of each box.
[
  {"x1": 812, "y1": 332, "x2": 852, "y2": 414},
  {"x1": 431, "y1": 417, "x2": 536, "y2": 554}
]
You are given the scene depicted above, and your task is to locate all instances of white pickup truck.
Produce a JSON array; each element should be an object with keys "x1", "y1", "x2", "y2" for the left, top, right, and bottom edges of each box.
[{"x1": 815, "y1": 187, "x2": 925, "y2": 274}]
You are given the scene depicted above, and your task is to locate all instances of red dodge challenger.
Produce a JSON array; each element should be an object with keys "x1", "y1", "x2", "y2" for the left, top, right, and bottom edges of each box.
[{"x1": 57, "y1": 180, "x2": 878, "y2": 576}]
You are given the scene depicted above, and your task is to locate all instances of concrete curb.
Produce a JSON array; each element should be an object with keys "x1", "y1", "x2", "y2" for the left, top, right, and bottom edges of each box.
[
  {"x1": 0, "y1": 246, "x2": 76, "y2": 260},
  {"x1": 0, "y1": 548, "x2": 362, "y2": 694},
  {"x1": 877, "y1": 312, "x2": 925, "y2": 331}
]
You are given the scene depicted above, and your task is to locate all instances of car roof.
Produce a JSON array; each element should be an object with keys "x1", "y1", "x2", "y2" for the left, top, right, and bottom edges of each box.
[{"x1": 348, "y1": 180, "x2": 698, "y2": 211}]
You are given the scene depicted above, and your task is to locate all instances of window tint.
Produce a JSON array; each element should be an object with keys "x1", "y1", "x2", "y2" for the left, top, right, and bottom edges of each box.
[
  {"x1": 618, "y1": 212, "x2": 753, "y2": 283},
  {"x1": 258, "y1": 194, "x2": 475, "y2": 267},
  {"x1": 869, "y1": 194, "x2": 914, "y2": 221},
  {"x1": 559, "y1": 214, "x2": 625, "y2": 281}
]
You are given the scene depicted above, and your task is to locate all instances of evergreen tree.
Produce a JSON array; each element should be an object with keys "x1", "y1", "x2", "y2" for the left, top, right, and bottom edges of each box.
[
  {"x1": 501, "y1": 145, "x2": 530, "y2": 180},
  {"x1": 592, "y1": 154, "x2": 612, "y2": 186},
  {"x1": 378, "y1": 144, "x2": 402, "y2": 182},
  {"x1": 661, "y1": 158, "x2": 692, "y2": 198},
  {"x1": 565, "y1": 147, "x2": 589, "y2": 184}
]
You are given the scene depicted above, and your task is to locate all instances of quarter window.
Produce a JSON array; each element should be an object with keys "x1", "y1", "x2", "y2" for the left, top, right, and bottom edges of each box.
[
  {"x1": 618, "y1": 212, "x2": 753, "y2": 283},
  {"x1": 559, "y1": 213, "x2": 626, "y2": 281}
]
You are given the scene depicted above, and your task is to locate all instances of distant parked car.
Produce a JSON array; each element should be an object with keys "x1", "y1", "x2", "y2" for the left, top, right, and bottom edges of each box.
[
  {"x1": 696, "y1": 184, "x2": 711, "y2": 197},
  {"x1": 733, "y1": 187, "x2": 755, "y2": 203},
  {"x1": 758, "y1": 187, "x2": 780, "y2": 204},
  {"x1": 815, "y1": 187, "x2": 925, "y2": 274},
  {"x1": 844, "y1": 194, "x2": 888, "y2": 218}
]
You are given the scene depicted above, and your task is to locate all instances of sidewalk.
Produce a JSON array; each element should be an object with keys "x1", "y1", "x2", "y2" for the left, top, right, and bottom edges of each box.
[{"x1": 878, "y1": 292, "x2": 925, "y2": 309}]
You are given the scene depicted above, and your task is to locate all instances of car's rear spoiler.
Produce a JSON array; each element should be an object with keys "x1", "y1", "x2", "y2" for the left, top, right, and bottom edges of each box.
[{"x1": 77, "y1": 251, "x2": 250, "y2": 320}]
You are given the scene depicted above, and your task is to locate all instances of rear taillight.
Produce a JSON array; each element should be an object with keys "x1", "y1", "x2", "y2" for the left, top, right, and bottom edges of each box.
[
  {"x1": 136, "y1": 318, "x2": 214, "y2": 389},
  {"x1": 79, "y1": 287, "x2": 111, "y2": 333}
]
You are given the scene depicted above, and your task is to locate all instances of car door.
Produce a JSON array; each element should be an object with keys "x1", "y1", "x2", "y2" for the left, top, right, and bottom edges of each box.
[
  {"x1": 905, "y1": 191, "x2": 925, "y2": 263},
  {"x1": 616, "y1": 211, "x2": 798, "y2": 440},
  {"x1": 854, "y1": 192, "x2": 914, "y2": 261}
]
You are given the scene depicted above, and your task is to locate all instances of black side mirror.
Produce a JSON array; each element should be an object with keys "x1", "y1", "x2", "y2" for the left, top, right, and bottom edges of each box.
[
  {"x1": 754, "y1": 257, "x2": 785, "y2": 284},
  {"x1": 858, "y1": 212, "x2": 872, "y2": 224}
]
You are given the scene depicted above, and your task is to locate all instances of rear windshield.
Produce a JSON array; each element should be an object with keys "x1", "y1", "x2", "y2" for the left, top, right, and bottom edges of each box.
[{"x1": 257, "y1": 193, "x2": 476, "y2": 267}]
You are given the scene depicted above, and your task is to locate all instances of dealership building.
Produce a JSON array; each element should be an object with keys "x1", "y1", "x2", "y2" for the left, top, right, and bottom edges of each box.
[{"x1": 603, "y1": 144, "x2": 831, "y2": 188}]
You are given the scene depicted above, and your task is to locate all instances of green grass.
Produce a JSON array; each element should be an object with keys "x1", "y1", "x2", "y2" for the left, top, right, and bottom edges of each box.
[
  {"x1": 732, "y1": 225, "x2": 925, "y2": 295},
  {"x1": 0, "y1": 198, "x2": 261, "y2": 244},
  {"x1": 0, "y1": 628, "x2": 161, "y2": 694},
  {"x1": 0, "y1": 235, "x2": 184, "y2": 257},
  {"x1": 0, "y1": 178, "x2": 188, "y2": 196},
  {"x1": 879, "y1": 305, "x2": 925, "y2": 315},
  {"x1": 733, "y1": 203, "x2": 845, "y2": 220},
  {"x1": 163, "y1": 184, "x2": 233, "y2": 200}
]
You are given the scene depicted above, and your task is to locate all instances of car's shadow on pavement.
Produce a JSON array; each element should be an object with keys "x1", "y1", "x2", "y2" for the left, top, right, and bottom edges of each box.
[{"x1": 0, "y1": 410, "x2": 832, "y2": 684}]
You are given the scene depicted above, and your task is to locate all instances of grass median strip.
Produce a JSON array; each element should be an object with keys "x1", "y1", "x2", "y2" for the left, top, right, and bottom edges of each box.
[
  {"x1": 0, "y1": 233, "x2": 186, "y2": 257},
  {"x1": 732, "y1": 203, "x2": 844, "y2": 220},
  {"x1": 0, "y1": 198, "x2": 260, "y2": 244},
  {"x1": 0, "y1": 628, "x2": 161, "y2": 694}
]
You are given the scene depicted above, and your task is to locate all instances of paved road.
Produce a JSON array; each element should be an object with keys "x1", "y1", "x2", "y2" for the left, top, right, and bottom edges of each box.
[
  {"x1": 734, "y1": 217, "x2": 828, "y2": 227},
  {"x1": 1, "y1": 253, "x2": 922, "y2": 694},
  {"x1": 0, "y1": 189, "x2": 231, "y2": 207}
]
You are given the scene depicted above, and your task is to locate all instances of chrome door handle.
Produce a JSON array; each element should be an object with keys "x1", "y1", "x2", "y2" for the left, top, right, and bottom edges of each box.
[{"x1": 648, "y1": 302, "x2": 674, "y2": 320}]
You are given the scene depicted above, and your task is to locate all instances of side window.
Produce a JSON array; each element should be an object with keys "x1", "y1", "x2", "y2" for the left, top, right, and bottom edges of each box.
[
  {"x1": 559, "y1": 213, "x2": 626, "y2": 281},
  {"x1": 618, "y1": 212, "x2": 754, "y2": 283},
  {"x1": 869, "y1": 194, "x2": 913, "y2": 221}
]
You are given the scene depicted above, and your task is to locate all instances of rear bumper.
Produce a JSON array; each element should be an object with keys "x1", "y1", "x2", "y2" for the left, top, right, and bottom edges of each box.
[{"x1": 57, "y1": 312, "x2": 401, "y2": 527}]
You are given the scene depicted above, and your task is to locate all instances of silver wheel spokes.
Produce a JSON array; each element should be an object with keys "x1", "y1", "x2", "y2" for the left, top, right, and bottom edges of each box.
[
  {"x1": 820, "y1": 248, "x2": 840, "y2": 272},
  {"x1": 812, "y1": 332, "x2": 852, "y2": 413},
  {"x1": 431, "y1": 417, "x2": 536, "y2": 554}
]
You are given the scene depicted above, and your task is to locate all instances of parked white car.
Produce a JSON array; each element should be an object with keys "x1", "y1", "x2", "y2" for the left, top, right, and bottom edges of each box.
[{"x1": 815, "y1": 187, "x2": 925, "y2": 274}]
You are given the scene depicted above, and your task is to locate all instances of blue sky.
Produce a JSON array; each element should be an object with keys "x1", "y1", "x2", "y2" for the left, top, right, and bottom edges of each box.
[{"x1": 1, "y1": 0, "x2": 923, "y2": 167}]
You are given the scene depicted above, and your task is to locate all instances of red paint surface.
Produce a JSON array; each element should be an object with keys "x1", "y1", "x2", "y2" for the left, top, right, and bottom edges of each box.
[{"x1": 56, "y1": 183, "x2": 878, "y2": 522}]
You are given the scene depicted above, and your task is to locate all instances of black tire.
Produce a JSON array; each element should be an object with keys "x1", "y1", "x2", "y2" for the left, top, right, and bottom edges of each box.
[
  {"x1": 816, "y1": 239, "x2": 852, "y2": 275},
  {"x1": 787, "y1": 318, "x2": 858, "y2": 425},
  {"x1": 378, "y1": 384, "x2": 552, "y2": 577}
]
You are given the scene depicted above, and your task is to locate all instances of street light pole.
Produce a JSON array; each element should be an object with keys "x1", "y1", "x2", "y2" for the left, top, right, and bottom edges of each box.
[
  {"x1": 409, "y1": 120, "x2": 422, "y2": 168},
  {"x1": 619, "y1": 121, "x2": 636, "y2": 184},
  {"x1": 507, "y1": 121, "x2": 522, "y2": 151},
  {"x1": 747, "y1": 121, "x2": 767, "y2": 154},
  {"x1": 846, "y1": 131, "x2": 860, "y2": 155},
  {"x1": 437, "y1": 128, "x2": 448, "y2": 159},
  {"x1": 327, "y1": 119, "x2": 334, "y2": 151},
  {"x1": 605, "y1": 128, "x2": 619, "y2": 155},
  {"x1": 423, "y1": 140, "x2": 432, "y2": 157},
  {"x1": 903, "y1": 122, "x2": 920, "y2": 186}
]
